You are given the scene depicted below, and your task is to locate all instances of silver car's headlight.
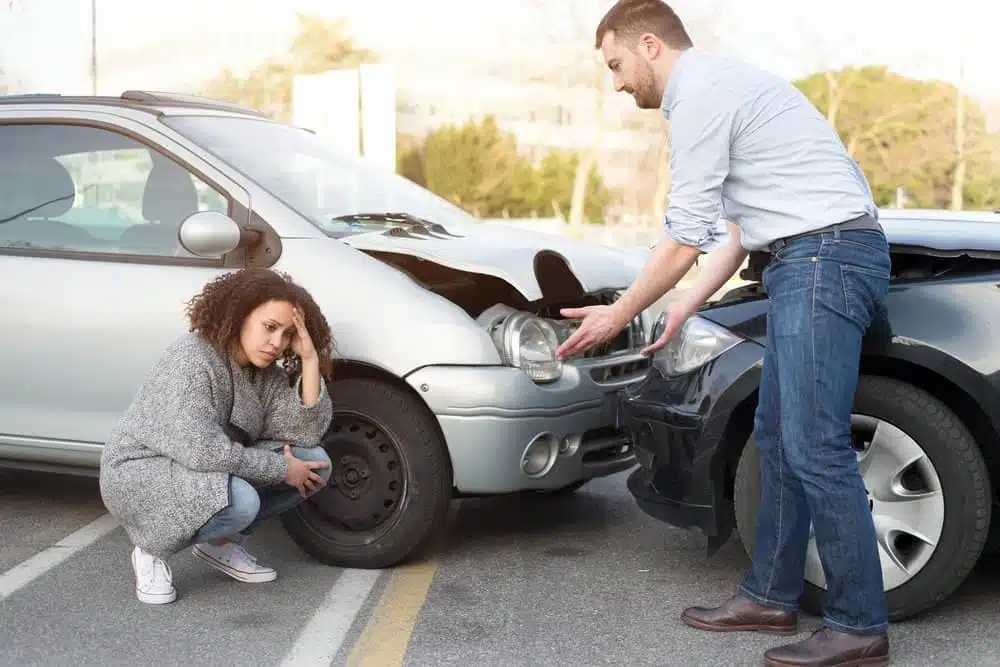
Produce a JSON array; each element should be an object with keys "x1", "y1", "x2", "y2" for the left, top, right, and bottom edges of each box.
[
  {"x1": 490, "y1": 312, "x2": 562, "y2": 383},
  {"x1": 651, "y1": 313, "x2": 741, "y2": 376}
]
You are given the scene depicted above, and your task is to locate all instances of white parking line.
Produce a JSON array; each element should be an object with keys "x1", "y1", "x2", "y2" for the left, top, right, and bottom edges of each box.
[
  {"x1": 278, "y1": 567, "x2": 383, "y2": 667},
  {"x1": 0, "y1": 513, "x2": 119, "y2": 601}
]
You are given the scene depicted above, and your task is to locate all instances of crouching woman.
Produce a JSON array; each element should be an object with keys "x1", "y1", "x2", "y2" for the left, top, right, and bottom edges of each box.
[{"x1": 100, "y1": 268, "x2": 336, "y2": 605}]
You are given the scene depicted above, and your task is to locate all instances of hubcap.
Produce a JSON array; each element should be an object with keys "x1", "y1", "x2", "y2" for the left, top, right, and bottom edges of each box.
[
  {"x1": 305, "y1": 414, "x2": 407, "y2": 538},
  {"x1": 804, "y1": 414, "x2": 945, "y2": 592}
]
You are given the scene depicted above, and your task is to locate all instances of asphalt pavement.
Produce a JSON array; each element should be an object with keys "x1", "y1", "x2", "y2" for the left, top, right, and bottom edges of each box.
[{"x1": 2, "y1": 468, "x2": 999, "y2": 666}]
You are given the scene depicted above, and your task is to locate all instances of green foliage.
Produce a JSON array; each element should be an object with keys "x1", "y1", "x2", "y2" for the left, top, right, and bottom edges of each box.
[
  {"x1": 794, "y1": 66, "x2": 1000, "y2": 209},
  {"x1": 398, "y1": 115, "x2": 611, "y2": 221},
  {"x1": 198, "y1": 12, "x2": 376, "y2": 120}
]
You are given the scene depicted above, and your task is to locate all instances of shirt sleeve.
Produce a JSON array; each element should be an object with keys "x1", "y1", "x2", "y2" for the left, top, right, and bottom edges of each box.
[{"x1": 663, "y1": 93, "x2": 735, "y2": 253}]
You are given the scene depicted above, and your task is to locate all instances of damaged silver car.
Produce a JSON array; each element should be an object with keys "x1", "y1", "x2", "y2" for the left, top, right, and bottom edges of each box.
[{"x1": 0, "y1": 91, "x2": 647, "y2": 568}]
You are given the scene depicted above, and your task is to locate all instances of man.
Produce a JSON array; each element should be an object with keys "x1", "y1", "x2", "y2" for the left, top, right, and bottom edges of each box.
[{"x1": 556, "y1": 2, "x2": 892, "y2": 666}]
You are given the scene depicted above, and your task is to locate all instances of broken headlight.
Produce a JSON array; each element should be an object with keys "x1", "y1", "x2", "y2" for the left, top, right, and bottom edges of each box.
[{"x1": 480, "y1": 306, "x2": 563, "y2": 383}]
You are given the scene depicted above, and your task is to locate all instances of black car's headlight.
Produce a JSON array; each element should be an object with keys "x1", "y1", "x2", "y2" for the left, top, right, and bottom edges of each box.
[{"x1": 650, "y1": 313, "x2": 742, "y2": 376}]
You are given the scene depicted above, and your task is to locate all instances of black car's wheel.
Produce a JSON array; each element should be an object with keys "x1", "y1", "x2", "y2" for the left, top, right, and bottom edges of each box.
[
  {"x1": 733, "y1": 375, "x2": 991, "y2": 621},
  {"x1": 280, "y1": 378, "x2": 452, "y2": 569}
]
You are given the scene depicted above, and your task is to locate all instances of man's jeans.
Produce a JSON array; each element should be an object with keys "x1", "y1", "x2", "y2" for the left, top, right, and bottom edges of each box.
[
  {"x1": 191, "y1": 445, "x2": 333, "y2": 543},
  {"x1": 737, "y1": 228, "x2": 891, "y2": 636}
]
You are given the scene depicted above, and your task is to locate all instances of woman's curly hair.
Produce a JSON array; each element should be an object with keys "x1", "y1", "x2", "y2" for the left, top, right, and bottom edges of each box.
[{"x1": 185, "y1": 268, "x2": 335, "y2": 379}]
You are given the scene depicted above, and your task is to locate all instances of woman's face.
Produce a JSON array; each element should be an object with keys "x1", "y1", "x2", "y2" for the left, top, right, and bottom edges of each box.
[{"x1": 236, "y1": 299, "x2": 297, "y2": 368}]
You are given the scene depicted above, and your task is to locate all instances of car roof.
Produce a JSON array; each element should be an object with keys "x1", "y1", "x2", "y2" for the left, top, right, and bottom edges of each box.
[
  {"x1": 878, "y1": 208, "x2": 1000, "y2": 254},
  {"x1": 0, "y1": 90, "x2": 269, "y2": 120}
]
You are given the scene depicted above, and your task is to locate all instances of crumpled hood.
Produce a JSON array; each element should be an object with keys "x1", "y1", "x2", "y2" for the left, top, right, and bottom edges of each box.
[{"x1": 342, "y1": 221, "x2": 642, "y2": 302}]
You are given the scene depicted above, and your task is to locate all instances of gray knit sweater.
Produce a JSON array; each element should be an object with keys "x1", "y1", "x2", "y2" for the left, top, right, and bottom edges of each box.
[{"x1": 99, "y1": 332, "x2": 333, "y2": 559}]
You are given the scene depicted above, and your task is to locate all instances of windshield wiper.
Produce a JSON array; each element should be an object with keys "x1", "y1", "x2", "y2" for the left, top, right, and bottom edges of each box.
[{"x1": 327, "y1": 212, "x2": 461, "y2": 238}]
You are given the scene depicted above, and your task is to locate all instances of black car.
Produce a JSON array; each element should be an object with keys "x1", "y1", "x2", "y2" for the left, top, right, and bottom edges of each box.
[{"x1": 618, "y1": 208, "x2": 1000, "y2": 622}]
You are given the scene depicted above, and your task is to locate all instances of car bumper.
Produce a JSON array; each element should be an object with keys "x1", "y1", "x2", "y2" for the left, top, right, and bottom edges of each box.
[
  {"x1": 616, "y1": 340, "x2": 764, "y2": 545},
  {"x1": 405, "y1": 358, "x2": 649, "y2": 494}
]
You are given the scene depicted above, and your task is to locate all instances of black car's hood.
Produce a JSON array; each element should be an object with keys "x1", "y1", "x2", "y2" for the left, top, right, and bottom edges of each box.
[{"x1": 878, "y1": 210, "x2": 1000, "y2": 253}]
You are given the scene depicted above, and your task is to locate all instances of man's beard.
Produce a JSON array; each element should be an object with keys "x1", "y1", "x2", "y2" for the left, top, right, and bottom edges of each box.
[{"x1": 631, "y1": 64, "x2": 660, "y2": 109}]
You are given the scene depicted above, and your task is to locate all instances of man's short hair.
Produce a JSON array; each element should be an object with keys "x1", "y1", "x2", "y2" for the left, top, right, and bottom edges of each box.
[{"x1": 594, "y1": 0, "x2": 693, "y2": 51}]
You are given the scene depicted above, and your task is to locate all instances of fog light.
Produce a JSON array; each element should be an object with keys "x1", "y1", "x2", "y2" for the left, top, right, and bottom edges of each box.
[
  {"x1": 559, "y1": 433, "x2": 582, "y2": 457},
  {"x1": 521, "y1": 433, "x2": 558, "y2": 477}
]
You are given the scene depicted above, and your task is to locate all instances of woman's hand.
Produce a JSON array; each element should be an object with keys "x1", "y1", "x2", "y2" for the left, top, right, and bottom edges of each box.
[
  {"x1": 290, "y1": 308, "x2": 317, "y2": 362},
  {"x1": 283, "y1": 444, "x2": 329, "y2": 497}
]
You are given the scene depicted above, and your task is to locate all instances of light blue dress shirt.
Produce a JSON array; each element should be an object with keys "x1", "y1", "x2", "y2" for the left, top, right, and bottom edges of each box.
[{"x1": 661, "y1": 48, "x2": 879, "y2": 252}]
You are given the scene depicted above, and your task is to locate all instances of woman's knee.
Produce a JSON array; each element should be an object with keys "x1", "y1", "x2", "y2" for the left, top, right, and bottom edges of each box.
[
  {"x1": 227, "y1": 477, "x2": 262, "y2": 526},
  {"x1": 291, "y1": 446, "x2": 333, "y2": 484}
]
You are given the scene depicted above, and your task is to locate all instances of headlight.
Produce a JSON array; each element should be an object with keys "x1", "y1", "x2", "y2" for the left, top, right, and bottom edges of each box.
[
  {"x1": 651, "y1": 313, "x2": 741, "y2": 376},
  {"x1": 490, "y1": 312, "x2": 562, "y2": 383}
]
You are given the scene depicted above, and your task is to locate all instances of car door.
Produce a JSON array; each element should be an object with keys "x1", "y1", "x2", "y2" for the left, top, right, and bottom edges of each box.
[{"x1": 0, "y1": 111, "x2": 253, "y2": 469}]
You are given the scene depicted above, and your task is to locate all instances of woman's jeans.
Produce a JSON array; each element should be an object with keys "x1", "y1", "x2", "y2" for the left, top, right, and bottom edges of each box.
[
  {"x1": 736, "y1": 228, "x2": 891, "y2": 636},
  {"x1": 191, "y1": 445, "x2": 333, "y2": 543}
]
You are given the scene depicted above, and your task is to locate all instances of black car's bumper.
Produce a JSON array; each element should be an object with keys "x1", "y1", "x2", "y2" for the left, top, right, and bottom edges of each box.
[{"x1": 618, "y1": 340, "x2": 764, "y2": 550}]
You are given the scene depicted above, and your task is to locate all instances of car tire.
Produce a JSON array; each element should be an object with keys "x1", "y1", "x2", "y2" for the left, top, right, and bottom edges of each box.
[
  {"x1": 733, "y1": 375, "x2": 992, "y2": 621},
  {"x1": 280, "y1": 378, "x2": 453, "y2": 570}
]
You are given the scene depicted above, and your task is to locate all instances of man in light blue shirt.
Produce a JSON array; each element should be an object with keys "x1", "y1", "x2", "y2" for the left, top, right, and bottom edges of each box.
[{"x1": 556, "y1": 2, "x2": 892, "y2": 666}]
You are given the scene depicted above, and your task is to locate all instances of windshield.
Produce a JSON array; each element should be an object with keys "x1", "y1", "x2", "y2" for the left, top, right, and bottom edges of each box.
[{"x1": 162, "y1": 114, "x2": 479, "y2": 236}]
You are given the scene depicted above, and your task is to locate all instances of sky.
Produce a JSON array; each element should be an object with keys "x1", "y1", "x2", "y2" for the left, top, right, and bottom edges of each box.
[{"x1": 1, "y1": 0, "x2": 998, "y2": 106}]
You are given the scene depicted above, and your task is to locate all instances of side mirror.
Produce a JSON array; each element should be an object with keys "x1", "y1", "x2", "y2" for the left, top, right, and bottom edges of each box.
[{"x1": 178, "y1": 211, "x2": 248, "y2": 258}]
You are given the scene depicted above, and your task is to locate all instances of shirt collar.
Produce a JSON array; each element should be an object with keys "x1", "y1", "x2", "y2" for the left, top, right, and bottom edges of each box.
[{"x1": 661, "y1": 47, "x2": 696, "y2": 118}]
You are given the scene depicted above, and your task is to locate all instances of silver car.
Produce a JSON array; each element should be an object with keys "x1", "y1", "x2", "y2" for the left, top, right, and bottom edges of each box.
[{"x1": 0, "y1": 91, "x2": 647, "y2": 569}]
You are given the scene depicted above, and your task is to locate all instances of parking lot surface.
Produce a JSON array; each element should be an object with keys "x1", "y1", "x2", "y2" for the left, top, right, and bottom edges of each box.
[{"x1": 2, "y1": 468, "x2": 999, "y2": 666}]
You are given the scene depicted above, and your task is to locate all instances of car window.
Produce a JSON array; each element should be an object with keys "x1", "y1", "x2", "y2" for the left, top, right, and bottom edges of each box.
[{"x1": 0, "y1": 123, "x2": 229, "y2": 258}]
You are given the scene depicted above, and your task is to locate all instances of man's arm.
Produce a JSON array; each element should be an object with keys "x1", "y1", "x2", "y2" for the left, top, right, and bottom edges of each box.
[
  {"x1": 615, "y1": 95, "x2": 737, "y2": 322},
  {"x1": 672, "y1": 220, "x2": 748, "y2": 314},
  {"x1": 555, "y1": 93, "x2": 737, "y2": 360},
  {"x1": 639, "y1": 220, "x2": 748, "y2": 355},
  {"x1": 613, "y1": 238, "x2": 702, "y2": 322}
]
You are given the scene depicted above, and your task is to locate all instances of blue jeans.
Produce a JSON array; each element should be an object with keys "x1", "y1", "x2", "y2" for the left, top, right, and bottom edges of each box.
[
  {"x1": 737, "y1": 228, "x2": 891, "y2": 636},
  {"x1": 191, "y1": 445, "x2": 332, "y2": 543}
]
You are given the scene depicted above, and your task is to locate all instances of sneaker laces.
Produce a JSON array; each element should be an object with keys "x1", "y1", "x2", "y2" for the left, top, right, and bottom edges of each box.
[
  {"x1": 138, "y1": 554, "x2": 172, "y2": 585},
  {"x1": 228, "y1": 542, "x2": 259, "y2": 568}
]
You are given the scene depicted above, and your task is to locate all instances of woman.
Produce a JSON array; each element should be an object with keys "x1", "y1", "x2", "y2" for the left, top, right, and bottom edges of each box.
[{"x1": 100, "y1": 268, "x2": 336, "y2": 605}]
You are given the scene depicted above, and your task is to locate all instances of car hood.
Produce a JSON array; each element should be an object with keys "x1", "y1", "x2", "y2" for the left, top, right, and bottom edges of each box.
[{"x1": 341, "y1": 218, "x2": 640, "y2": 302}]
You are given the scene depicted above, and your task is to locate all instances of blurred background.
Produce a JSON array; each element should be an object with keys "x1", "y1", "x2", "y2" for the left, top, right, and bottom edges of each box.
[{"x1": 2, "y1": 0, "x2": 998, "y2": 249}]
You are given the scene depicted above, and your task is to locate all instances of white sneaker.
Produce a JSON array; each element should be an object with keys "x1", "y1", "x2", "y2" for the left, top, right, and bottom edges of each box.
[
  {"x1": 131, "y1": 546, "x2": 177, "y2": 605},
  {"x1": 192, "y1": 541, "x2": 277, "y2": 583}
]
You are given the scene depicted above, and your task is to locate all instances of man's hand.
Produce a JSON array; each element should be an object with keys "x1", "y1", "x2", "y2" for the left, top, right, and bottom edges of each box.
[
  {"x1": 555, "y1": 239, "x2": 703, "y2": 360},
  {"x1": 556, "y1": 304, "x2": 630, "y2": 360},
  {"x1": 640, "y1": 220, "x2": 749, "y2": 357},
  {"x1": 639, "y1": 302, "x2": 696, "y2": 356}
]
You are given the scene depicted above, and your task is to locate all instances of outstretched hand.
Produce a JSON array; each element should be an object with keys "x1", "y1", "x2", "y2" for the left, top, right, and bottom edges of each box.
[
  {"x1": 639, "y1": 303, "x2": 693, "y2": 356},
  {"x1": 555, "y1": 305, "x2": 629, "y2": 360}
]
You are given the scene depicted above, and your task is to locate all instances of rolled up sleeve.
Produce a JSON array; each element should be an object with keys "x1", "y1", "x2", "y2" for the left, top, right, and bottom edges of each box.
[{"x1": 663, "y1": 94, "x2": 735, "y2": 253}]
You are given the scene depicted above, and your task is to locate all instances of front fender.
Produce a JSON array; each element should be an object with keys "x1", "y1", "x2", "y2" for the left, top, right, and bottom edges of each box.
[{"x1": 276, "y1": 239, "x2": 502, "y2": 377}]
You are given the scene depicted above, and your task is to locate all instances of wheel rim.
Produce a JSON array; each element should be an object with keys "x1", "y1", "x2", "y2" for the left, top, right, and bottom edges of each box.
[
  {"x1": 297, "y1": 412, "x2": 408, "y2": 545},
  {"x1": 803, "y1": 414, "x2": 945, "y2": 592}
]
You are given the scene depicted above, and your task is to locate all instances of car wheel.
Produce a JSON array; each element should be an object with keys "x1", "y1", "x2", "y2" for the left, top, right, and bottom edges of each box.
[
  {"x1": 280, "y1": 378, "x2": 452, "y2": 569},
  {"x1": 733, "y1": 375, "x2": 992, "y2": 621}
]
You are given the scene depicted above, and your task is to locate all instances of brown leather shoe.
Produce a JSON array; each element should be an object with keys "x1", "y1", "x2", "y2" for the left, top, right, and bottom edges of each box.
[
  {"x1": 764, "y1": 627, "x2": 890, "y2": 666},
  {"x1": 680, "y1": 595, "x2": 798, "y2": 634}
]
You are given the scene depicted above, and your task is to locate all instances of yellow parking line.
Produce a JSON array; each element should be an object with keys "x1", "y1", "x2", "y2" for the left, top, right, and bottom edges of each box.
[
  {"x1": 345, "y1": 559, "x2": 440, "y2": 667},
  {"x1": 346, "y1": 501, "x2": 459, "y2": 666}
]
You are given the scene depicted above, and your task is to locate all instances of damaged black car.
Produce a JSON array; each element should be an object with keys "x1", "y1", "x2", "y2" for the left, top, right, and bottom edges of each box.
[{"x1": 618, "y1": 208, "x2": 1000, "y2": 622}]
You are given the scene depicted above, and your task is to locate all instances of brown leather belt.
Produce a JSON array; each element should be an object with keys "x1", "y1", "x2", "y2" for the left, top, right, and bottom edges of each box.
[{"x1": 768, "y1": 213, "x2": 882, "y2": 254}]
